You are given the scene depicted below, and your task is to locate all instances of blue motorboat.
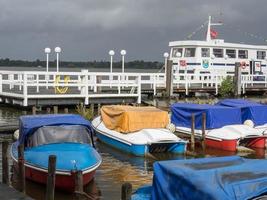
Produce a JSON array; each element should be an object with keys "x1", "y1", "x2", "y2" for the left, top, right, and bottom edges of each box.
[
  {"x1": 132, "y1": 156, "x2": 267, "y2": 200},
  {"x1": 10, "y1": 114, "x2": 102, "y2": 191}
]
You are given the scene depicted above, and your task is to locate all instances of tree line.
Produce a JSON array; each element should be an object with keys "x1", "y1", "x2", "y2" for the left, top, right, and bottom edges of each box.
[{"x1": 0, "y1": 58, "x2": 163, "y2": 69}]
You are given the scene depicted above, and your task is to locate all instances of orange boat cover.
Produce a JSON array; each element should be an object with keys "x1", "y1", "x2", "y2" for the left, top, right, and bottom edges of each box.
[{"x1": 100, "y1": 105, "x2": 169, "y2": 133}]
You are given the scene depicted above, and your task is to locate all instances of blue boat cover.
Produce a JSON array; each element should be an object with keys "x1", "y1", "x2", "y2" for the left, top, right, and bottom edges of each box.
[
  {"x1": 151, "y1": 156, "x2": 267, "y2": 200},
  {"x1": 171, "y1": 103, "x2": 242, "y2": 129},
  {"x1": 12, "y1": 143, "x2": 101, "y2": 171},
  {"x1": 18, "y1": 114, "x2": 93, "y2": 145},
  {"x1": 216, "y1": 99, "x2": 267, "y2": 125}
]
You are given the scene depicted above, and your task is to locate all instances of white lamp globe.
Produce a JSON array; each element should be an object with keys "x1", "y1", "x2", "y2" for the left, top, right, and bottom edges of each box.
[
  {"x1": 211, "y1": 54, "x2": 215, "y2": 59},
  {"x1": 224, "y1": 55, "x2": 229, "y2": 60},
  {"x1": 109, "y1": 50, "x2": 115, "y2": 56},
  {"x1": 163, "y1": 52, "x2": 169, "y2": 58},
  {"x1": 120, "y1": 50, "x2": 126, "y2": 56},
  {"x1": 176, "y1": 52, "x2": 181, "y2": 57},
  {"x1": 44, "y1": 47, "x2": 51, "y2": 54},
  {"x1": 55, "y1": 47, "x2": 62, "y2": 53}
]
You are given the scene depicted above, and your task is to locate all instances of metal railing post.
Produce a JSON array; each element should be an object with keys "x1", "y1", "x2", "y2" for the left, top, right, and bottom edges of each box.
[
  {"x1": 81, "y1": 70, "x2": 89, "y2": 105},
  {"x1": 118, "y1": 75, "x2": 121, "y2": 94},
  {"x1": 215, "y1": 75, "x2": 218, "y2": 95},
  {"x1": 23, "y1": 72, "x2": 28, "y2": 107},
  {"x1": 153, "y1": 75, "x2": 156, "y2": 95},
  {"x1": 93, "y1": 75, "x2": 97, "y2": 93},
  {"x1": 185, "y1": 74, "x2": 188, "y2": 95},
  {"x1": 36, "y1": 74, "x2": 39, "y2": 93},
  {"x1": 0, "y1": 73, "x2": 2, "y2": 94},
  {"x1": 19, "y1": 74, "x2": 22, "y2": 90},
  {"x1": 137, "y1": 75, "x2": 141, "y2": 104}
]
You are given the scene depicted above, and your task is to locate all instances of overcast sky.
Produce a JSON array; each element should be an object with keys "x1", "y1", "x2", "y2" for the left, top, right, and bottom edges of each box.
[{"x1": 0, "y1": 0, "x2": 266, "y2": 61}]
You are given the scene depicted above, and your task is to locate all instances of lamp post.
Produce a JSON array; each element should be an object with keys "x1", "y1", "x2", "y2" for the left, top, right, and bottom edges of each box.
[
  {"x1": 44, "y1": 48, "x2": 51, "y2": 72},
  {"x1": 44, "y1": 48, "x2": 51, "y2": 89},
  {"x1": 163, "y1": 52, "x2": 169, "y2": 76},
  {"x1": 120, "y1": 50, "x2": 126, "y2": 73},
  {"x1": 54, "y1": 47, "x2": 61, "y2": 72},
  {"x1": 109, "y1": 50, "x2": 115, "y2": 73}
]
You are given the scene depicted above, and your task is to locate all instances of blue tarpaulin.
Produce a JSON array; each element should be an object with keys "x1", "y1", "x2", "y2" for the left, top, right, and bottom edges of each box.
[
  {"x1": 151, "y1": 156, "x2": 267, "y2": 200},
  {"x1": 216, "y1": 99, "x2": 267, "y2": 126},
  {"x1": 18, "y1": 114, "x2": 93, "y2": 145},
  {"x1": 171, "y1": 103, "x2": 242, "y2": 129}
]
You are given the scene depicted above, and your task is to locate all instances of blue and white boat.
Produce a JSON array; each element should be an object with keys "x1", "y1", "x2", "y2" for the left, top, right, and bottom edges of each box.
[
  {"x1": 132, "y1": 156, "x2": 267, "y2": 200},
  {"x1": 10, "y1": 114, "x2": 102, "y2": 191},
  {"x1": 92, "y1": 106, "x2": 187, "y2": 156}
]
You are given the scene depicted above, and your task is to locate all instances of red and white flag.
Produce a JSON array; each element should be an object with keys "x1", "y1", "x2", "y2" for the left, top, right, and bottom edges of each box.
[{"x1": 210, "y1": 29, "x2": 218, "y2": 39}]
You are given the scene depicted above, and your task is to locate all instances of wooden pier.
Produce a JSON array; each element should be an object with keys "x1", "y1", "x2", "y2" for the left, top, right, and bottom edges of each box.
[
  {"x1": 0, "y1": 69, "x2": 267, "y2": 107},
  {"x1": 0, "y1": 183, "x2": 32, "y2": 200},
  {"x1": 0, "y1": 141, "x2": 32, "y2": 199}
]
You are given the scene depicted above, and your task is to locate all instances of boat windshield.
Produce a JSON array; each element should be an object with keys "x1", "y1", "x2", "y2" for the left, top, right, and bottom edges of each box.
[{"x1": 26, "y1": 125, "x2": 92, "y2": 147}]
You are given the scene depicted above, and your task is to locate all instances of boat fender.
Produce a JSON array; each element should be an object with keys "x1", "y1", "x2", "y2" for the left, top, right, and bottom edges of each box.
[
  {"x1": 166, "y1": 123, "x2": 176, "y2": 133},
  {"x1": 13, "y1": 129, "x2": 19, "y2": 140},
  {"x1": 240, "y1": 61, "x2": 246, "y2": 69},
  {"x1": 243, "y1": 120, "x2": 254, "y2": 128}
]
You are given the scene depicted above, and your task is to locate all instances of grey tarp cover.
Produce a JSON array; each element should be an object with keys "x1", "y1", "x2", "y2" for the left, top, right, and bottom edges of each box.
[{"x1": 27, "y1": 125, "x2": 92, "y2": 147}]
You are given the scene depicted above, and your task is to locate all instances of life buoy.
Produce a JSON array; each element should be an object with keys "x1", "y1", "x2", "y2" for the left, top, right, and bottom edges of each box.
[
  {"x1": 240, "y1": 61, "x2": 246, "y2": 69},
  {"x1": 179, "y1": 60, "x2": 187, "y2": 67},
  {"x1": 54, "y1": 75, "x2": 70, "y2": 94}
]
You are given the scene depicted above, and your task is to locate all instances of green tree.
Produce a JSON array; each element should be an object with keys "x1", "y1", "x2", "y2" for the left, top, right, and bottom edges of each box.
[{"x1": 219, "y1": 76, "x2": 234, "y2": 97}]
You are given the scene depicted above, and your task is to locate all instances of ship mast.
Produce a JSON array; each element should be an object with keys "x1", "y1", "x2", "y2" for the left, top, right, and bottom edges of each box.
[{"x1": 206, "y1": 16, "x2": 222, "y2": 42}]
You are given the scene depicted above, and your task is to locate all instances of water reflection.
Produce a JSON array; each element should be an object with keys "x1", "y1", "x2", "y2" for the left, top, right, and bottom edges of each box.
[{"x1": 0, "y1": 105, "x2": 266, "y2": 200}]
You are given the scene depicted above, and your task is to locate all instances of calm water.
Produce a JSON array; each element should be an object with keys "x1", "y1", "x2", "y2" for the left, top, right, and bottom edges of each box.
[{"x1": 0, "y1": 104, "x2": 266, "y2": 200}]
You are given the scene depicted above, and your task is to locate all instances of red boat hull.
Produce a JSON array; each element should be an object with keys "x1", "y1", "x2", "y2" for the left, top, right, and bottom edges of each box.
[
  {"x1": 205, "y1": 137, "x2": 266, "y2": 152},
  {"x1": 14, "y1": 161, "x2": 96, "y2": 192},
  {"x1": 205, "y1": 138, "x2": 238, "y2": 151},
  {"x1": 239, "y1": 137, "x2": 266, "y2": 149}
]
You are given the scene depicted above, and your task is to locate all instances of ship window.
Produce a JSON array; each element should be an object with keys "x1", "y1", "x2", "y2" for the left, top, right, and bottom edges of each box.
[
  {"x1": 238, "y1": 50, "x2": 248, "y2": 59},
  {"x1": 213, "y1": 48, "x2": 223, "y2": 58},
  {"x1": 226, "y1": 49, "x2": 236, "y2": 58},
  {"x1": 257, "y1": 51, "x2": 266, "y2": 60},
  {"x1": 184, "y1": 48, "x2": 196, "y2": 57},
  {"x1": 172, "y1": 48, "x2": 183, "y2": 57},
  {"x1": 201, "y1": 48, "x2": 210, "y2": 57}
]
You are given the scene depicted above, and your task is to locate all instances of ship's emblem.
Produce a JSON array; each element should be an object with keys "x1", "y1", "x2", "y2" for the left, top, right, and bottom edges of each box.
[{"x1": 202, "y1": 59, "x2": 209, "y2": 68}]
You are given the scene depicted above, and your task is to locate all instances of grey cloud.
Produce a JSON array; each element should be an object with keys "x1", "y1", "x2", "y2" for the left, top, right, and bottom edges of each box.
[{"x1": 0, "y1": 0, "x2": 266, "y2": 61}]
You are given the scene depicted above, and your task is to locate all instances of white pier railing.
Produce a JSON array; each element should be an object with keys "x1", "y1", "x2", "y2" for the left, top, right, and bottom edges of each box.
[
  {"x1": 0, "y1": 70, "x2": 166, "y2": 106},
  {"x1": 0, "y1": 69, "x2": 267, "y2": 106}
]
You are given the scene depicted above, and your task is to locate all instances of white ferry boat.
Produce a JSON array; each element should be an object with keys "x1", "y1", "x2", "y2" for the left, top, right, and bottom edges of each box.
[{"x1": 169, "y1": 16, "x2": 267, "y2": 76}]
